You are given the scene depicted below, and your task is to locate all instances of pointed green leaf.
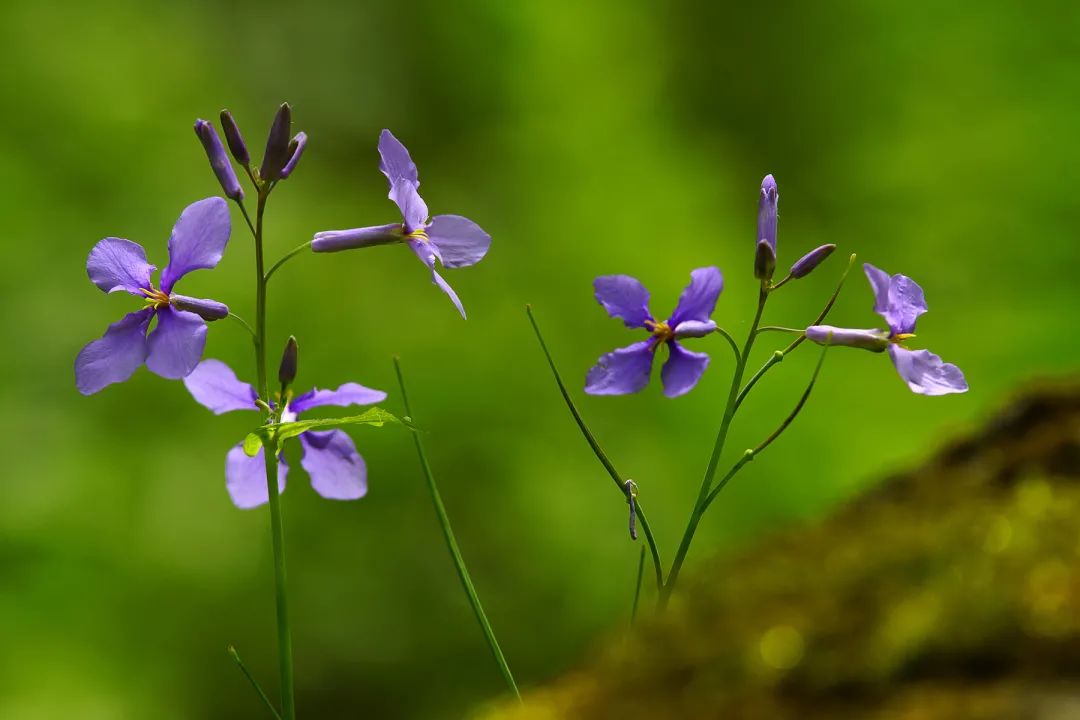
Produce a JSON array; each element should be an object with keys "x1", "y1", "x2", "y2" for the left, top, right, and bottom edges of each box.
[
  {"x1": 258, "y1": 406, "x2": 410, "y2": 446},
  {"x1": 243, "y1": 432, "x2": 263, "y2": 457}
]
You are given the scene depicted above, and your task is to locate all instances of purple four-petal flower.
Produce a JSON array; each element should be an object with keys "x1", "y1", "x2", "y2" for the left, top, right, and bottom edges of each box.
[
  {"x1": 311, "y1": 130, "x2": 492, "y2": 319},
  {"x1": 75, "y1": 197, "x2": 231, "y2": 395},
  {"x1": 585, "y1": 267, "x2": 723, "y2": 398},
  {"x1": 806, "y1": 263, "x2": 968, "y2": 396},
  {"x1": 184, "y1": 359, "x2": 388, "y2": 508}
]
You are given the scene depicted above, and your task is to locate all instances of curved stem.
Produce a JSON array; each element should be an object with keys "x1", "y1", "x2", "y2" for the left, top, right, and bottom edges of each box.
[
  {"x1": 661, "y1": 286, "x2": 769, "y2": 606},
  {"x1": 630, "y1": 545, "x2": 646, "y2": 626},
  {"x1": 265, "y1": 241, "x2": 312, "y2": 284},
  {"x1": 228, "y1": 645, "x2": 282, "y2": 720},
  {"x1": 394, "y1": 358, "x2": 521, "y2": 701},
  {"x1": 703, "y1": 343, "x2": 829, "y2": 512},
  {"x1": 769, "y1": 274, "x2": 793, "y2": 291},
  {"x1": 237, "y1": 200, "x2": 257, "y2": 240},
  {"x1": 526, "y1": 306, "x2": 664, "y2": 592},
  {"x1": 713, "y1": 327, "x2": 741, "y2": 362},
  {"x1": 228, "y1": 312, "x2": 257, "y2": 341},
  {"x1": 756, "y1": 325, "x2": 803, "y2": 335}
]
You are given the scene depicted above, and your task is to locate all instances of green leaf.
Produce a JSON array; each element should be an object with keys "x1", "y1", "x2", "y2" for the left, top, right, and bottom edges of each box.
[
  {"x1": 258, "y1": 406, "x2": 409, "y2": 446},
  {"x1": 243, "y1": 432, "x2": 263, "y2": 457}
]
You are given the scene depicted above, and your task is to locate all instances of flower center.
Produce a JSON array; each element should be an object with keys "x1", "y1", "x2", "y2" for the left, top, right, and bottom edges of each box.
[
  {"x1": 140, "y1": 285, "x2": 171, "y2": 310},
  {"x1": 402, "y1": 225, "x2": 429, "y2": 243},
  {"x1": 890, "y1": 332, "x2": 916, "y2": 346},
  {"x1": 644, "y1": 319, "x2": 674, "y2": 351}
]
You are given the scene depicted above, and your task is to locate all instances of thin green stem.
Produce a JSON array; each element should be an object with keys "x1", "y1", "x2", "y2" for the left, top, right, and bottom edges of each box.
[
  {"x1": 228, "y1": 645, "x2": 283, "y2": 720},
  {"x1": 229, "y1": 312, "x2": 257, "y2": 341},
  {"x1": 251, "y1": 187, "x2": 295, "y2": 720},
  {"x1": 661, "y1": 286, "x2": 769, "y2": 606},
  {"x1": 769, "y1": 274, "x2": 793, "y2": 291},
  {"x1": 630, "y1": 545, "x2": 646, "y2": 626},
  {"x1": 713, "y1": 326, "x2": 741, "y2": 362},
  {"x1": 238, "y1": 200, "x2": 257, "y2": 239},
  {"x1": 756, "y1": 325, "x2": 804, "y2": 335},
  {"x1": 265, "y1": 241, "x2": 312, "y2": 283},
  {"x1": 526, "y1": 306, "x2": 664, "y2": 592},
  {"x1": 703, "y1": 343, "x2": 829, "y2": 512},
  {"x1": 393, "y1": 358, "x2": 521, "y2": 702},
  {"x1": 734, "y1": 351, "x2": 784, "y2": 412}
]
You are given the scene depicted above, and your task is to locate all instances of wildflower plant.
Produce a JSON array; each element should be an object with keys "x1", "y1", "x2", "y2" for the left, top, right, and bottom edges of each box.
[
  {"x1": 528, "y1": 173, "x2": 968, "y2": 609},
  {"x1": 75, "y1": 103, "x2": 514, "y2": 717}
]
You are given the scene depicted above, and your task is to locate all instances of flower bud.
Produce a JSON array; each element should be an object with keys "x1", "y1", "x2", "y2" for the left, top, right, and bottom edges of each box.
[
  {"x1": 170, "y1": 293, "x2": 229, "y2": 321},
  {"x1": 279, "y1": 132, "x2": 307, "y2": 179},
  {"x1": 757, "y1": 173, "x2": 778, "y2": 248},
  {"x1": 278, "y1": 335, "x2": 298, "y2": 388},
  {"x1": 260, "y1": 102, "x2": 293, "y2": 182},
  {"x1": 805, "y1": 325, "x2": 889, "y2": 352},
  {"x1": 754, "y1": 238, "x2": 776, "y2": 280},
  {"x1": 673, "y1": 319, "x2": 716, "y2": 338},
  {"x1": 311, "y1": 224, "x2": 402, "y2": 252},
  {"x1": 194, "y1": 120, "x2": 243, "y2": 201},
  {"x1": 790, "y1": 244, "x2": 836, "y2": 279},
  {"x1": 219, "y1": 109, "x2": 250, "y2": 166}
]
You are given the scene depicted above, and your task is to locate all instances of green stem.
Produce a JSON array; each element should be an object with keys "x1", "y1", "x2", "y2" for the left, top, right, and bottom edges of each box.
[
  {"x1": 756, "y1": 325, "x2": 804, "y2": 335},
  {"x1": 393, "y1": 358, "x2": 521, "y2": 702},
  {"x1": 238, "y1": 200, "x2": 257, "y2": 239},
  {"x1": 252, "y1": 188, "x2": 296, "y2": 720},
  {"x1": 229, "y1": 312, "x2": 257, "y2": 341},
  {"x1": 661, "y1": 286, "x2": 769, "y2": 606},
  {"x1": 265, "y1": 241, "x2": 312, "y2": 283},
  {"x1": 630, "y1": 545, "x2": 646, "y2": 626},
  {"x1": 703, "y1": 343, "x2": 829, "y2": 512},
  {"x1": 525, "y1": 306, "x2": 664, "y2": 592},
  {"x1": 713, "y1": 326, "x2": 741, "y2": 362},
  {"x1": 228, "y1": 645, "x2": 283, "y2": 720}
]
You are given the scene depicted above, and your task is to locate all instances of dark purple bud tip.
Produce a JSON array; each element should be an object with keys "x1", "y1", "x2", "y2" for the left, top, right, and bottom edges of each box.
[
  {"x1": 279, "y1": 132, "x2": 307, "y2": 179},
  {"x1": 278, "y1": 335, "x2": 298, "y2": 387},
  {"x1": 754, "y1": 238, "x2": 776, "y2": 280},
  {"x1": 170, "y1": 293, "x2": 229, "y2": 321},
  {"x1": 194, "y1": 120, "x2": 244, "y2": 201},
  {"x1": 219, "y1": 110, "x2": 250, "y2": 166},
  {"x1": 790, "y1": 244, "x2": 837, "y2": 279},
  {"x1": 757, "y1": 173, "x2": 778, "y2": 252},
  {"x1": 260, "y1": 102, "x2": 293, "y2": 182}
]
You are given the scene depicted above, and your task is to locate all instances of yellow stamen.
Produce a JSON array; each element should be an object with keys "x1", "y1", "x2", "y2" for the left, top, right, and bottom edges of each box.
[
  {"x1": 892, "y1": 333, "x2": 916, "y2": 343},
  {"x1": 644, "y1": 319, "x2": 674, "y2": 352},
  {"x1": 140, "y1": 285, "x2": 171, "y2": 310},
  {"x1": 402, "y1": 226, "x2": 429, "y2": 243}
]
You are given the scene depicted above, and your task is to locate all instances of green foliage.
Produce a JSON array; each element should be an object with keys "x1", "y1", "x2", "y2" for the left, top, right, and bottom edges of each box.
[{"x1": 243, "y1": 408, "x2": 408, "y2": 456}]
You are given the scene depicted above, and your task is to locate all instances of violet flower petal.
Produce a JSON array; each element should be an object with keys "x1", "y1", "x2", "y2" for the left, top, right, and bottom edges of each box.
[
  {"x1": 378, "y1": 129, "x2": 420, "y2": 190},
  {"x1": 170, "y1": 294, "x2": 229, "y2": 321},
  {"x1": 86, "y1": 237, "x2": 155, "y2": 296},
  {"x1": 279, "y1": 132, "x2": 307, "y2": 179},
  {"x1": 669, "y1": 266, "x2": 723, "y2": 327},
  {"x1": 290, "y1": 382, "x2": 387, "y2": 414},
  {"x1": 584, "y1": 341, "x2": 655, "y2": 395},
  {"x1": 161, "y1": 197, "x2": 231, "y2": 292},
  {"x1": 427, "y1": 214, "x2": 492, "y2": 268},
  {"x1": 673, "y1": 319, "x2": 716, "y2": 338},
  {"x1": 226, "y1": 444, "x2": 288, "y2": 509},
  {"x1": 888, "y1": 345, "x2": 968, "y2": 396},
  {"x1": 593, "y1": 275, "x2": 651, "y2": 329},
  {"x1": 409, "y1": 238, "x2": 466, "y2": 318},
  {"x1": 183, "y1": 359, "x2": 258, "y2": 414},
  {"x1": 393, "y1": 179, "x2": 429, "y2": 234},
  {"x1": 299, "y1": 430, "x2": 368, "y2": 500},
  {"x1": 660, "y1": 341, "x2": 710, "y2": 398},
  {"x1": 74, "y1": 308, "x2": 153, "y2": 395},
  {"x1": 864, "y1": 263, "x2": 928, "y2": 336},
  {"x1": 311, "y1": 224, "x2": 401, "y2": 253},
  {"x1": 805, "y1": 325, "x2": 890, "y2": 352},
  {"x1": 145, "y1": 307, "x2": 207, "y2": 379}
]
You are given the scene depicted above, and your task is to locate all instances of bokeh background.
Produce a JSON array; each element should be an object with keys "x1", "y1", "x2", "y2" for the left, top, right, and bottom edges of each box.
[{"x1": 2, "y1": 1, "x2": 1078, "y2": 717}]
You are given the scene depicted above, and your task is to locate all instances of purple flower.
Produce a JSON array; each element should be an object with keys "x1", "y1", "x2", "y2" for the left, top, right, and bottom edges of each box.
[
  {"x1": 311, "y1": 130, "x2": 492, "y2": 319},
  {"x1": 75, "y1": 197, "x2": 231, "y2": 395},
  {"x1": 184, "y1": 359, "x2": 388, "y2": 508},
  {"x1": 754, "y1": 174, "x2": 778, "y2": 280},
  {"x1": 585, "y1": 267, "x2": 723, "y2": 398},
  {"x1": 806, "y1": 263, "x2": 968, "y2": 396}
]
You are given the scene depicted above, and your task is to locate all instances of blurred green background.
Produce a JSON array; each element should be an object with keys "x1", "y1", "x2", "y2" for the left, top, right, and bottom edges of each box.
[{"x1": 2, "y1": 0, "x2": 1077, "y2": 717}]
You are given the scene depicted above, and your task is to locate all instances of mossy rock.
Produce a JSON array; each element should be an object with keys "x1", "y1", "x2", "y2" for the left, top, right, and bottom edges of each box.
[{"x1": 479, "y1": 381, "x2": 1080, "y2": 719}]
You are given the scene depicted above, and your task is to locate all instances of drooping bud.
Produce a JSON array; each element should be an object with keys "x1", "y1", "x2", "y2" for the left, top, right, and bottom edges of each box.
[
  {"x1": 790, "y1": 244, "x2": 836, "y2": 279},
  {"x1": 311, "y1": 224, "x2": 403, "y2": 252},
  {"x1": 219, "y1": 110, "x2": 250, "y2": 166},
  {"x1": 754, "y1": 239, "x2": 776, "y2": 281},
  {"x1": 170, "y1": 293, "x2": 229, "y2": 321},
  {"x1": 193, "y1": 120, "x2": 243, "y2": 201},
  {"x1": 259, "y1": 102, "x2": 293, "y2": 182},
  {"x1": 754, "y1": 174, "x2": 778, "y2": 279},
  {"x1": 278, "y1": 336, "x2": 299, "y2": 388},
  {"x1": 805, "y1": 325, "x2": 890, "y2": 352},
  {"x1": 279, "y1": 132, "x2": 307, "y2": 179}
]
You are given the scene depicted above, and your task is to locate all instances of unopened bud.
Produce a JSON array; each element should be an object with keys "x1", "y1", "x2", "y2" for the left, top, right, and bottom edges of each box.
[
  {"x1": 194, "y1": 120, "x2": 243, "y2": 200},
  {"x1": 279, "y1": 132, "x2": 307, "y2": 179},
  {"x1": 790, "y1": 244, "x2": 836, "y2": 279},
  {"x1": 219, "y1": 109, "x2": 250, "y2": 166},
  {"x1": 754, "y1": 238, "x2": 776, "y2": 280},
  {"x1": 756, "y1": 174, "x2": 778, "y2": 249},
  {"x1": 260, "y1": 102, "x2": 293, "y2": 182},
  {"x1": 805, "y1": 325, "x2": 890, "y2": 352},
  {"x1": 278, "y1": 336, "x2": 299, "y2": 387},
  {"x1": 170, "y1": 293, "x2": 229, "y2": 321}
]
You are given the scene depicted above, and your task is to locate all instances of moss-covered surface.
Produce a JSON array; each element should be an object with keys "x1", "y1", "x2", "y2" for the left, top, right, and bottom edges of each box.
[{"x1": 479, "y1": 381, "x2": 1080, "y2": 719}]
